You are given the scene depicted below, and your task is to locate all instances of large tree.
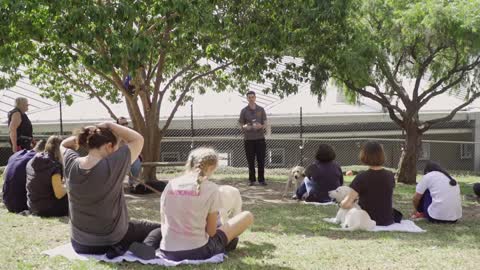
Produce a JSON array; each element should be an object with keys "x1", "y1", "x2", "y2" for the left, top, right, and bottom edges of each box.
[
  {"x1": 0, "y1": 0, "x2": 348, "y2": 182},
  {"x1": 289, "y1": 0, "x2": 480, "y2": 184}
]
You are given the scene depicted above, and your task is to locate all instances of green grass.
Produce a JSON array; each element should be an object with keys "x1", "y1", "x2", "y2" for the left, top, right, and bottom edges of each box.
[{"x1": 0, "y1": 172, "x2": 479, "y2": 270}]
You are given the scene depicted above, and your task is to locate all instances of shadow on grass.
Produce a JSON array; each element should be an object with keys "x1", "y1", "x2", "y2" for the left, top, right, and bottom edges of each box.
[
  {"x1": 248, "y1": 200, "x2": 480, "y2": 249},
  {"x1": 97, "y1": 241, "x2": 293, "y2": 270}
]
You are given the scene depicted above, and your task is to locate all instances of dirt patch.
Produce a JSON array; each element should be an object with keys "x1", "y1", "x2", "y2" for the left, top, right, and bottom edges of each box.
[{"x1": 215, "y1": 179, "x2": 297, "y2": 205}]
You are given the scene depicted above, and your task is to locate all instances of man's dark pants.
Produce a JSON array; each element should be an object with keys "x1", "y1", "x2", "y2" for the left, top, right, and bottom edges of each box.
[{"x1": 244, "y1": 139, "x2": 266, "y2": 183}]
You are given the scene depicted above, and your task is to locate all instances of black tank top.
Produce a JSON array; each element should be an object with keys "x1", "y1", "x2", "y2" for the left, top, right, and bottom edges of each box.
[{"x1": 8, "y1": 108, "x2": 33, "y2": 144}]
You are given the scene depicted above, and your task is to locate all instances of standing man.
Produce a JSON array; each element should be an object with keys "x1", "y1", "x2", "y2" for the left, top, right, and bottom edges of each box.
[
  {"x1": 239, "y1": 91, "x2": 267, "y2": 186},
  {"x1": 8, "y1": 97, "x2": 33, "y2": 153}
]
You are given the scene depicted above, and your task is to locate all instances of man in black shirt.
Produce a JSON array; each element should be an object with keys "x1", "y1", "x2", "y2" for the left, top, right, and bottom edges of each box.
[{"x1": 8, "y1": 97, "x2": 33, "y2": 153}]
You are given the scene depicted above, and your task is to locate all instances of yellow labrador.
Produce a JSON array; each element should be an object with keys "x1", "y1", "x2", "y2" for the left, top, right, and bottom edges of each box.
[
  {"x1": 218, "y1": 185, "x2": 242, "y2": 225},
  {"x1": 283, "y1": 166, "x2": 305, "y2": 197},
  {"x1": 328, "y1": 186, "x2": 376, "y2": 231}
]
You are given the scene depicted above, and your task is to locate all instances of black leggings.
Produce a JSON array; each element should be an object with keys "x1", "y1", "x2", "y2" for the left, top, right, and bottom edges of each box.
[
  {"x1": 33, "y1": 196, "x2": 69, "y2": 217},
  {"x1": 71, "y1": 220, "x2": 162, "y2": 255}
]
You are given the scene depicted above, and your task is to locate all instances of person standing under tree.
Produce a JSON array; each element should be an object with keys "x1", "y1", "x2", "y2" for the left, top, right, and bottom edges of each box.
[
  {"x1": 8, "y1": 97, "x2": 33, "y2": 153},
  {"x1": 239, "y1": 91, "x2": 267, "y2": 186}
]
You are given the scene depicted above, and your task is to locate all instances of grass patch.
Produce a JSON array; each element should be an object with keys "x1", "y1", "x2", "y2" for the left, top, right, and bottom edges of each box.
[{"x1": 1, "y1": 172, "x2": 479, "y2": 269}]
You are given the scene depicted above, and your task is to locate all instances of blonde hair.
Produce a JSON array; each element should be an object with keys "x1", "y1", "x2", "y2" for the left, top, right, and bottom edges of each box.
[
  {"x1": 45, "y1": 135, "x2": 63, "y2": 163},
  {"x1": 15, "y1": 97, "x2": 28, "y2": 107},
  {"x1": 185, "y1": 147, "x2": 219, "y2": 192}
]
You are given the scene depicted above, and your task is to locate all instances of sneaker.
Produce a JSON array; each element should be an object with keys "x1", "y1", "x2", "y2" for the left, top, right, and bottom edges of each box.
[
  {"x1": 248, "y1": 182, "x2": 256, "y2": 186},
  {"x1": 259, "y1": 182, "x2": 267, "y2": 186},
  {"x1": 128, "y1": 242, "x2": 157, "y2": 260},
  {"x1": 225, "y1": 237, "x2": 239, "y2": 252},
  {"x1": 410, "y1": 212, "x2": 426, "y2": 220}
]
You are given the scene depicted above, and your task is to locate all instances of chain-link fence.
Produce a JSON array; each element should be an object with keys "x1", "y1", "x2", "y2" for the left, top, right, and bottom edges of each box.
[{"x1": 1, "y1": 106, "x2": 477, "y2": 175}]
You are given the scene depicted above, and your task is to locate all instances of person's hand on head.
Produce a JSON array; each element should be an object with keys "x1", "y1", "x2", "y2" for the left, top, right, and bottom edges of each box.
[
  {"x1": 84, "y1": 125, "x2": 97, "y2": 133},
  {"x1": 96, "y1": 122, "x2": 111, "y2": 129}
]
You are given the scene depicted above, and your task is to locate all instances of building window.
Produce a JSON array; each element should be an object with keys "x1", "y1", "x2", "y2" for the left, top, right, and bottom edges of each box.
[
  {"x1": 419, "y1": 143, "x2": 430, "y2": 160},
  {"x1": 161, "y1": 152, "x2": 180, "y2": 162},
  {"x1": 218, "y1": 152, "x2": 231, "y2": 167},
  {"x1": 460, "y1": 144, "x2": 473, "y2": 159},
  {"x1": 268, "y1": 148, "x2": 285, "y2": 166}
]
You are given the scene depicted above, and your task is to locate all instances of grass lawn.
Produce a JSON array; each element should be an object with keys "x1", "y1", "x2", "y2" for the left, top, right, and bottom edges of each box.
[{"x1": 0, "y1": 169, "x2": 479, "y2": 270}]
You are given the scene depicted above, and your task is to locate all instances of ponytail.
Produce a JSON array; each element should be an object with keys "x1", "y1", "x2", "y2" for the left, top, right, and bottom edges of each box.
[
  {"x1": 424, "y1": 161, "x2": 457, "y2": 186},
  {"x1": 76, "y1": 126, "x2": 117, "y2": 150}
]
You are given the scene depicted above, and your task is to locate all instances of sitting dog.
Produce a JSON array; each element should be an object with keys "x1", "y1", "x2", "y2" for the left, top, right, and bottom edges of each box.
[
  {"x1": 218, "y1": 185, "x2": 243, "y2": 225},
  {"x1": 328, "y1": 186, "x2": 376, "y2": 231},
  {"x1": 283, "y1": 166, "x2": 305, "y2": 197}
]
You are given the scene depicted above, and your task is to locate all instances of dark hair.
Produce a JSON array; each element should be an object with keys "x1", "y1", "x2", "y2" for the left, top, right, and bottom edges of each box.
[
  {"x1": 315, "y1": 144, "x2": 336, "y2": 162},
  {"x1": 473, "y1": 183, "x2": 480, "y2": 197},
  {"x1": 116, "y1": 117, "x2": 127, "y2": 124},
  {"x1": 246, "y1": 91, "x2": 256, "y2": 96},
  {"x1": 424, "y1": 161, "x2": 457, "y2": 186},
  {"x1": 359, "y1": 141, "x2": 385, "y2": 166},
  {"x1": 76, "y1": 127, "x2": 117, "y2": 150}
]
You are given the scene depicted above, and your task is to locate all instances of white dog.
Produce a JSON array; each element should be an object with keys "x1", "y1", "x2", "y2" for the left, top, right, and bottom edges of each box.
[
  {"x1": 328, "y1": 186, "x2": 376, "y2": 231},
  {"x1": 218, "y1": 185, "x2": 242, "y2": 225},
  {"x1": 283, "y1": 166, "x2": 305, "y2": 197}
]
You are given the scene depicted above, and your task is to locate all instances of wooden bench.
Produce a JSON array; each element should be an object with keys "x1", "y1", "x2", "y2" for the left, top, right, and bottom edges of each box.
[{"x1": 140, "y1": 161, "x2": 185, "y2": 167}]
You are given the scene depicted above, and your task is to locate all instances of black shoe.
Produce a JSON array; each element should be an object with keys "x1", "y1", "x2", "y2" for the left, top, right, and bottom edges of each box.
[
  {"x1": 259, "y1": 182, "x2": 267, "y2": 186},
  {"x1": 106, "y1": 244, "x2": 128, "y2": 259},
  {"x1": 248, "y1": 182, "x2": 256, "y2": 186},
  {"x1": 128, "y1": 242, "x2": 157, "y2": 260},
  {"x1": 225, "y1": 237, "x2": 239, "y2": 252}
]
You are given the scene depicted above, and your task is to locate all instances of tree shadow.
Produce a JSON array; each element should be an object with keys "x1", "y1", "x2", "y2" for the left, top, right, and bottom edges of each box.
[{"x1": 102, "y1": 241, "x2": 293, "y2": 270}]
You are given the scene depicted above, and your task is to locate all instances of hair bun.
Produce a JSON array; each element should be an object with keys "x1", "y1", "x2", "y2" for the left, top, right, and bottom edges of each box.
[{"x1": 77, "y1": 127, "x2": 91, "y2": 147}]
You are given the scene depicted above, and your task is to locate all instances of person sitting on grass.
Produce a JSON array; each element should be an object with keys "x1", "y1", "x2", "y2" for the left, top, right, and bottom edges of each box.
[
  {"x1": 295, "y1": 144, "x2": 343, "y2": 202},
  {"x1": 26, "y1": 136, "x2": 68, "y2": 217},
  {"x1": 473, "y1": 183, "x2": 480, "y2": 198},
  {"x1": 61, "y1": 122, "x2": 162, "y2": 259},
  {"x1": 153, "y1": 147, "x2": 254, "y2": 261},
  {"x1": 340, "y1": 141, "x2": 400, "y2": 226},
  {"x1": 411, "y1": 161, "x2": 462, "y2": 223},
  {"x1": 2, "y1": 140, "x2": 46, "y2": 214}
]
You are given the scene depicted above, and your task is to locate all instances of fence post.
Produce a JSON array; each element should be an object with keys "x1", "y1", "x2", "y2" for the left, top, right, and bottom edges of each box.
[
  {"x1": 59, "y1": 99, "x2": 63, "y2": 136},
  {"x1": 300, "y1": 106, "x2": 304, "y2": 166},
  {"x1": 190, "y1": 103, "x2": 194, "y2": 150}
]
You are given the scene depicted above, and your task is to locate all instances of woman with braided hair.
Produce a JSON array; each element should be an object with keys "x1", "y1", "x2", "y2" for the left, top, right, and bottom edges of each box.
[{"x1": 157, "y1": 147, "x2": 254, "y2": 261}]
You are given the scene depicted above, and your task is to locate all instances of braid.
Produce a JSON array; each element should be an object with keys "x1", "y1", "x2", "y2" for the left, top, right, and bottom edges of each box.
[{"x1": 185, "y1": 147, "x2": 219, "y2": 194}]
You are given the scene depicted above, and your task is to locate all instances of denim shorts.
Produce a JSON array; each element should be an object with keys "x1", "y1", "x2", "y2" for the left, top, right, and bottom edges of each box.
[{"x1": 160, "y1": 230, "x2": 228, "y2": 261}]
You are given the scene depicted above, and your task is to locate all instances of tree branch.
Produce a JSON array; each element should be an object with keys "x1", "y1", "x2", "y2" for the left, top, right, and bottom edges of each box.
[
  {"x1": 155, "y1": 58, "x2": 199, "y2": 117},
  {"x1": 413, "y1": 45, "x2": 446, "y2": 100},
  {"x1": 342, "y1": 80, "x2": 405, "y2": 127},
  {"x1": 420, "y1": 91, "x2": 480, "y2": 132},
  {"x1": 418, "y1": 56, "x2": 480, "y2": 105},
  {"x1": 418, "y1": 70, "x2": 467, "y2": 108},
  {"x1": 43, "y1": 62, "x2": 118, "y2": 119},
  {"x1": 160, "y1": 61, "x2": 234, "y2": 134},
  {"x1": 376, "y1": 55, "x2": 410, "y2": 106}
]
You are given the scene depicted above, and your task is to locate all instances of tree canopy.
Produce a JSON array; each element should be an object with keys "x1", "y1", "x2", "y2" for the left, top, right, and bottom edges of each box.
[
  {"x1": 0, "y1": 0, "x2": 349, "y2": 181},
  {"x1": 289, "y1": 0, "x2": 480, "y2": 183}
]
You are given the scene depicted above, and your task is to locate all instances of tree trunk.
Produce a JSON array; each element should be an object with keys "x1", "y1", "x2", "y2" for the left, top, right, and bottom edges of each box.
[
  {"x1": 141, "y1": 129, "x2": 162, "y2": 183},
  {"x1": 396, "y1": 125, "x2": 422, "y2": 184}
]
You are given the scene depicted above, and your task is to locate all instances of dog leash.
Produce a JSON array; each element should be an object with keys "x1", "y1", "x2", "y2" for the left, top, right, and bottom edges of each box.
[{"x1": 127, "y1": 172, "x2": 163, "y2": 195}]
